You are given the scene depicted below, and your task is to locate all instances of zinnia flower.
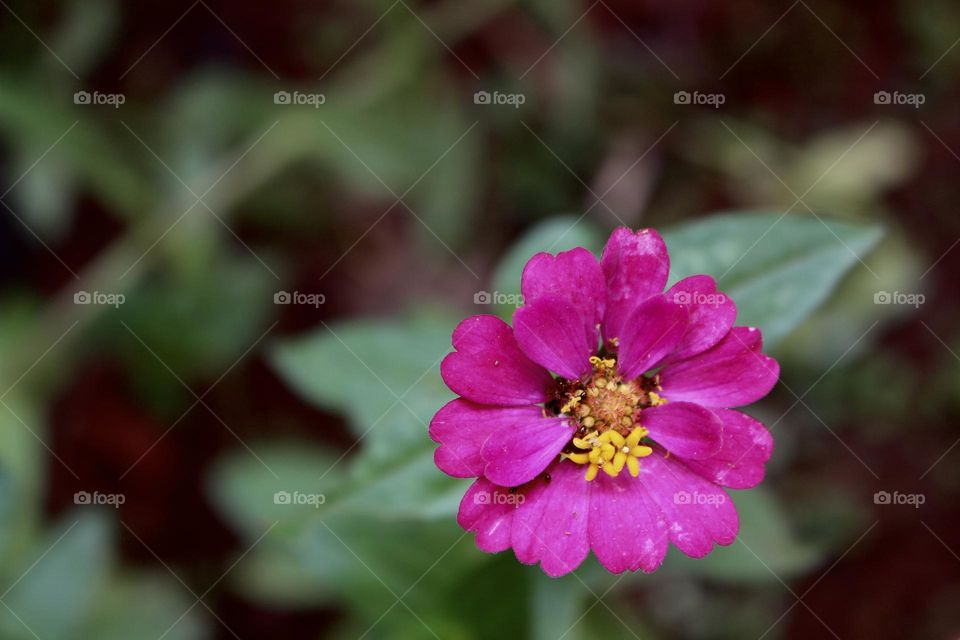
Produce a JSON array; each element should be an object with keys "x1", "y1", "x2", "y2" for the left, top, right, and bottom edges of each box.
[{"x1": 430, "y1": 228, "x2": 779, "y2": 577}]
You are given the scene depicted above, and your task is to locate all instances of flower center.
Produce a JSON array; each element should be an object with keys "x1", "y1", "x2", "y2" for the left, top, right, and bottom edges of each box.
[{"x1": 554, "y1": 356, "x2": 666, "y2": 481}]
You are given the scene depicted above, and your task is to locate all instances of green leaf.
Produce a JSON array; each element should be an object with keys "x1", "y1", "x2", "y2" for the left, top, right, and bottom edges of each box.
[
  {"x1": 0, "y1": 510, "x2": 114, "y2": 640},
  {"x1": 530, "y1": 573, "x2": 586, "y2": 640},
  {"x1": 208, "y1": 440, "x2": 475, "y2": 610},
  {"x1": 270, "y1": 311, "x2": 456, "y2": 454},
  {"x1": 207, "y1": 442, "x2": 344, "y2": 606},
  {"x1": 111, "y1": 254, "x2": 276, "y2": 396},
  {"x1": 663, "y1": 212, "x2": 883, "y2": 348},
  {"x1": 83, "y1": 572, "x2": 209, "y2": 640}
]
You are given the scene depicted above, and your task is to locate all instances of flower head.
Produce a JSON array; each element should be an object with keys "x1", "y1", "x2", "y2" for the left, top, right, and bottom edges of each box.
[{"x1": 430, "y1": 228, "x2": 779, "y2": 577}]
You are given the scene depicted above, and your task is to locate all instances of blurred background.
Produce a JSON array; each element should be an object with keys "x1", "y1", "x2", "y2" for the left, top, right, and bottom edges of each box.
[{"x1": 0, "y1": 0, "x2": 958, "y2": 638}]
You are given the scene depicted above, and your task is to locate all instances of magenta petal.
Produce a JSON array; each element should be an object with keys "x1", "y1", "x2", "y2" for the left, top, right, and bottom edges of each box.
[
  {"x1": 659, "y1": 326, "x2": 780, "y2": 408},
  {"x1": 601, "y1": 227, "x2": 670, "y2": 345},
  {"x1": 511, "y1": 463, "x2": 590, "y2": 577},
  {"x1": 521, "y1": 247, "x2": 605, "y2": 343},
  {"x1": 430, "y1": 399, "x2": 549, "y2": 478},
  {"x1": 481, "y1": 415, "x2": 575, "y2": 487},
  {"x1": 641, "y1": 401, "x2": 723, "y2": 460},
  {"x1": 680, "y1": 409, "x2": 773, "y2": 489},
  {"x1": 661, "y1": 275, "x2": 737, "y2": 366},
  {"x1": 458, "y1": 478, "x2": 519, "y2": 553},
  {"x1": 513, "y1": 297, "x2": 595, "y2": 380},
  {"x1": 638, "y1": 451, "x2": 739, "y2": 557},
  {"x1": 589, "y1": 473, "x2": 668, "y2": 573},
  {"x1": 441, "y1": 315, "x2": 552, "y2": 406},
  {"x1": 616, "y1": 295, "x2": 688, "y2": 380}
]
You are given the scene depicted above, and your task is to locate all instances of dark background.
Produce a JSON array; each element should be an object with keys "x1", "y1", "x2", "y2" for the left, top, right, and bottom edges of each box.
[{"x1": 0, "y1": 1, "x2": 958, "y2": 638}]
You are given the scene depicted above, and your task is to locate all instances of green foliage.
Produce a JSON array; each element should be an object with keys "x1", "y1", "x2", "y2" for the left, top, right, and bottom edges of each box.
[{"x1": 664, "y1": 212, "x2": 884, "y2": 348}]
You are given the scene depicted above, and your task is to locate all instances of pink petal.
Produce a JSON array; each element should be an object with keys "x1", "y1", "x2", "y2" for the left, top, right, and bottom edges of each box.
[
  {"x1": 641, "y1": 401, "x2": 723, "y2": 460},
  {"x1": 481, "y1": 414, "x2": 576, "y2": 487},
  {"x1": 601, "y1": 227, "x2": 670, "y2": 346},
  {"x1": 513, "y1": 297, "x2": 595, "y2": 380},
  {"x1": 659, "y1": 326, "x2": 780, "y2": 408},
  {"x1": 521, "y1": 247, "x2": 605, "y2": 345},
  {"x1": 616, "y1": 295, "x2": 688, "y2": 380},
  {"x1": 638, "y1": 450, "x2": 739, "y2": 558},
  {"x1": 458, "y1": 478, "x2": 521, "y2": 553},
  {"x1": 661, "y1": 275, "x2": 737, "y2": 366},
  {"x1": 441, "y1": 315, "x2": 552, "y2": 406},
  {"x1": 510, "y1": 462, "x2": 591, "y2": 577},
  {"x1": 588, "y1": 473, "x2": 668, "y2": 573},
  {"x1": 680, "y1": 409, "x2": 774, "y2": 489},
  {"x1": 430, "y1": 399, "x2": 552, "y2": 478}
]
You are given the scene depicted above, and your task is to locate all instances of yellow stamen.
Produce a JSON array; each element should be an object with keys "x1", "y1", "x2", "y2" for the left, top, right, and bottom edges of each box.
[{"x1": 564, "y1": 426, "x2": 653, "y2": 481}]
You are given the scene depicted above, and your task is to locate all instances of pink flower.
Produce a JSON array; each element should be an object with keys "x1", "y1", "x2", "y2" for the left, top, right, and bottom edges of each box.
[{"x1": 430, "y1": 228, "x2": 780, "y2": 577}]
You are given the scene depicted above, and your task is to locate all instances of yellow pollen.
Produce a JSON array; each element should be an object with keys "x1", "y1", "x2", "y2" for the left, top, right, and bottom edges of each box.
[
  {"x1": 559, "y1": 390, "x2": 584, "y2": 414},
  {"x1": 648, "y1": 391, "x2": 667, "y2": 406}
]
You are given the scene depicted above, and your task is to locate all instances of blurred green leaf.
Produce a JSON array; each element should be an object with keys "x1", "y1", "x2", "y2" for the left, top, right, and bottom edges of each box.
[
  {"x1": 530, "y1": 572, "x2": 586, "y2": 640},
  {"x1": 83, "y1": 572, "x2": 208, "y2": 640},
  {"x1": 0, "y1": 510, "x2": 113, "y2": 640},
  {"x1": 664, "y1": 212, "x2": 884, "y2": 348},
  {"x1": 271, "y1": 311, "x2": 455, "y2": 452},
  {"x1": 211, "y1": 440, "x2": 482, "y2": 615},
  {"x1": 47, "y1": 0, "x2": 120, "y2": 78},
  {"x1": 0, "y1": 77, "x2": 153, "y2": 218},
  {"x1": 220, "y1": 313, "x2": 490, "y2": 618},
  {"x1": 112, "y1": 254, "x2": 275, "y2": 396},
  {"x1": 208, "y1": 442, "x2": 343, "y2": 606}
]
